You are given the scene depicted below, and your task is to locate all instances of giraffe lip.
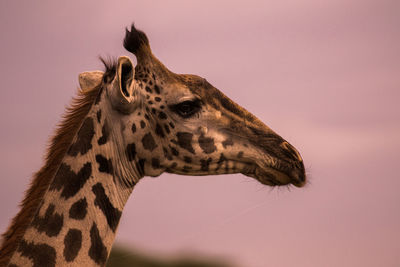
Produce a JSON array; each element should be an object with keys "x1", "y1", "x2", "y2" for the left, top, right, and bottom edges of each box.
[{"x1": 244, "y1": 163, "x2": 305, "y2": 188}]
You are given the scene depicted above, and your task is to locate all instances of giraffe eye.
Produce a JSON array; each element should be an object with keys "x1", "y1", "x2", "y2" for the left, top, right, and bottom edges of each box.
[{"x1": 170, "y1": 99, "x2": 201, "y2": 118}]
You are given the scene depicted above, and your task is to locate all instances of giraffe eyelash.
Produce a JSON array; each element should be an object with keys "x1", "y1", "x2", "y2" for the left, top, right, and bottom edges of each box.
[{"x1": 169, "y1": 99, "x2": 202, "y2": 118}]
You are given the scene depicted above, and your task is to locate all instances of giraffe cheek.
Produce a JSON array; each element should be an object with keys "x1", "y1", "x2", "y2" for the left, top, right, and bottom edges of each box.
[{"x1": 198, "y1": 134, "x2": 217, "y2": 154}]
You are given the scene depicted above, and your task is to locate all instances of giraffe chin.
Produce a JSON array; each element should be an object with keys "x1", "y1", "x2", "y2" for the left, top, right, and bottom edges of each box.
[{"x1": 245, "y1": 165, "x2": 305, "y2": 188}]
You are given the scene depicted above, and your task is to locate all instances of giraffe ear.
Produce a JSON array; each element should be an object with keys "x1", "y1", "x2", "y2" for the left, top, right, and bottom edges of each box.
[
  {"x1": 109, "y1": 56, "x2": 137, "y2": 113},
  {"x1": 78, "y1": 71, "x2": 104, "y2": 93},
  {"x1": 117, "y1": 56, "x2": 136, "y2": 102}
]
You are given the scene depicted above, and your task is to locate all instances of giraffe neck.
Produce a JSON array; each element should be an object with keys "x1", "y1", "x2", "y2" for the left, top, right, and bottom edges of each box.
[{"x1": 7, "y1": 100, "x2": 140, "y2": 267}]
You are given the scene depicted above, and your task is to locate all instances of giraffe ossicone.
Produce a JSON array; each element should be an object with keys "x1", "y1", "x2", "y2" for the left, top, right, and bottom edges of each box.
[{"x1": 0, "y1": 23, "x2": 306, "y2": 267}]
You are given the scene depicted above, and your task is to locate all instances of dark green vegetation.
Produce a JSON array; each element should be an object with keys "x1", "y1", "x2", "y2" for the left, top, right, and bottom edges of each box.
[{"x1": 106, "y1": 245, "x2": 233, "y2": 267}]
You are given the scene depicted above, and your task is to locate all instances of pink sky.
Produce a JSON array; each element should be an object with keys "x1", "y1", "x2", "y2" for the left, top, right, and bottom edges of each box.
[{"x1": 0, "y1": 1, "x2": 399, "y2": 266}]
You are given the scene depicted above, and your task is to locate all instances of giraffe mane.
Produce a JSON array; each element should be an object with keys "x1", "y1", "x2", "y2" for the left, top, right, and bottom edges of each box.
[{"x1": 0, "y1": 61, "x2": 116, "y2": 265}]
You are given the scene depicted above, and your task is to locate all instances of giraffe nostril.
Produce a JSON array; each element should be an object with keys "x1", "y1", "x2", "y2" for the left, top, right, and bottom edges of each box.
[{"x1": 281, "y1": 141, "x2": 303, "y2": 162}]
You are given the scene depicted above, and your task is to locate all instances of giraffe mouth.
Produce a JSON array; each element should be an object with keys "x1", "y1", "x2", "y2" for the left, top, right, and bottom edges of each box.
[{"x1": 242, "y1": 161, "x2": 305, "y2": 188}]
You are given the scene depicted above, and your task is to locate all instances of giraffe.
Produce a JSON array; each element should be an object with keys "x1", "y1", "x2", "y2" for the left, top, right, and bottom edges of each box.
[{"x1": 0, "y1": 24, "x2": 306, "y2": 267}]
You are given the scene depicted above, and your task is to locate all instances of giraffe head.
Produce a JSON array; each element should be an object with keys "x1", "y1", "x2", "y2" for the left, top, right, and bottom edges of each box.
[{"x1": 83, "y1": 24, "x2": 306, "y2": 188}]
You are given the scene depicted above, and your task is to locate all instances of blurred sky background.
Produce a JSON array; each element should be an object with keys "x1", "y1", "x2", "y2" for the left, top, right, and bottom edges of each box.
[{"x1": 0, "y1": 1, "x2": 399, "y2": 266}]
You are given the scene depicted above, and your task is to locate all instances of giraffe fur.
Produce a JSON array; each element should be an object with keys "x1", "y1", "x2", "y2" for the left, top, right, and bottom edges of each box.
[{"x1": 0, "y1": 23, "x2": 306, "y2": 267}]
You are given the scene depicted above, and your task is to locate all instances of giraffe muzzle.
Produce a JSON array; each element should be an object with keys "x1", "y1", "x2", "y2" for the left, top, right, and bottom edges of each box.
[{"x1": 244, "y1": 139, "x2": 306, "y2": 187}]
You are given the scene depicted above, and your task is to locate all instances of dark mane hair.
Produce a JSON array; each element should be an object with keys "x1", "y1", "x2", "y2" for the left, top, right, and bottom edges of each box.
[{"x1": 0, "y1": 61, "x2": 110, "y2": 265}]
